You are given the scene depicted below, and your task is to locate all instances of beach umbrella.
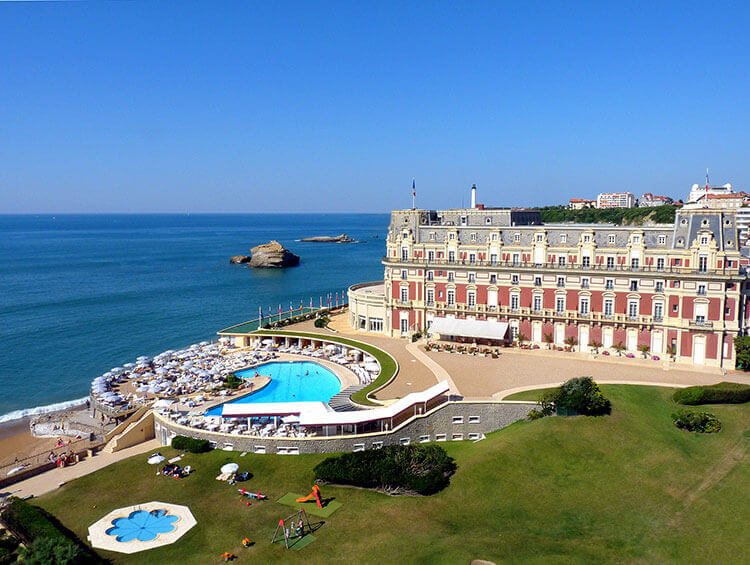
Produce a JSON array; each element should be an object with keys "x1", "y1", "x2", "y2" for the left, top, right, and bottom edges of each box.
[
  {"x1": 147, "y1": 454, "x2": 166, "y2": 465},
  {"x1": 124, "y1": 363, "x2": 135, "y2": 369},
  {"x1": 200, "y1": 341, "x2": 209, "y2": 346},
  {"x1": 220, "y1": 463, "x2": 239, "y2": 474}
]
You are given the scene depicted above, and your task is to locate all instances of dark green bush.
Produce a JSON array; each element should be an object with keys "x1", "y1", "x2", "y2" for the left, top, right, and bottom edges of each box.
[
  {"x1": 527, "y1": 409, "x2": 545, "y2": 420},
  {"x1": 222, "y1": 374, "x2": 242, "y2": 390},
  {"x1": 23, "y1": 537, "x2": 81, "y2": 565},
  {"x1": 313, "y1": 444, "x2": 457, "y2": 495},
  {"x1": 314, "y1": 317, "x2": 330, "y2": 328},
  {"x1": 673, "y1": 382, "x2": 750, "y2": 405},
  {"x1": 672, "y1": 410, "x2": 721, "y2": 433},
  {"x1": 0, "y1": 498, "x2": 102, "y2": 564},
  {"x1": 556, "y1": 377, "x2": 611, "y2": 415},
  {"x1": 171, "y1": 435, "x2": 211, "y2": 453}
]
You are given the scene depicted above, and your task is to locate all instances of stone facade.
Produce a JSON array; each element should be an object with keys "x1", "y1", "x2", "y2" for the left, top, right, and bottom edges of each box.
[{"x1": 154, "y1": 401, "x2": 535, "y2": 455}]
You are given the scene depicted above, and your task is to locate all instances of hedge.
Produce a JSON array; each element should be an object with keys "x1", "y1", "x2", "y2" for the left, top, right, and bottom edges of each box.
[
  {"x1": 0, "y1": 498, "x2": 103, "y2": 564},
  {"x1": 171, "y1": 435, "x2": 211, "y2": 453},
  {"x1": 672, "y1": 410, "x2": 722, "y2": 433},
  {"x1": 673, "y1": 382, "x2": 750, "y2": 405},
  {"x1": 313, "y1": 444, "x2": 457, "y2": 495}
]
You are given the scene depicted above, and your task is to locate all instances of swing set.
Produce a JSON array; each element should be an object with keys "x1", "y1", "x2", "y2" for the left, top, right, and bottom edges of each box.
[{"x1": 271, "y1": 509, "x2": 312, "y2": 549}]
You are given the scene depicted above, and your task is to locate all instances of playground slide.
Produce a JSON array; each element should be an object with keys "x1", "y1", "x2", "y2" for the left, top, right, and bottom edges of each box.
[{"x1": 296, "y1": 485, "x2": 323, "y2": 508}]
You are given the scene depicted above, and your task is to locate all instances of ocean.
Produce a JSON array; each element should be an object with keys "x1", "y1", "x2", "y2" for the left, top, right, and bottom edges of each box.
[{"x1": 0, "y1": 214, "x2": 388, "y2": 422}]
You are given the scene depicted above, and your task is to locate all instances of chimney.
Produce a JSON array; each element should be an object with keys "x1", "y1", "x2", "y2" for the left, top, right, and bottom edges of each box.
[{"x1": 471, "y1": 184, "x2": 477, "y2": 209}]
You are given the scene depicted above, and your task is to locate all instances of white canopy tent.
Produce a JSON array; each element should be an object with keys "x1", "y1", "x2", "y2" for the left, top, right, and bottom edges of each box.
[{"x1": 427, "y1": 317, "x2": 509, "y2": 341}]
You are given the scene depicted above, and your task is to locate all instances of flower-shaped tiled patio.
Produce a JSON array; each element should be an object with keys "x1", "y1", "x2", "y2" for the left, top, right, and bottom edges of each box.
[{"x1": 88, "y1": 501, "x2": 196, "y2": 554}]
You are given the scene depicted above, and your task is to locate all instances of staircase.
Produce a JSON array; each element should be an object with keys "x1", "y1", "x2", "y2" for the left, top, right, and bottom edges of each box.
[{"x1": 328, "y1": 386, "x2": 364, "y2": 412}]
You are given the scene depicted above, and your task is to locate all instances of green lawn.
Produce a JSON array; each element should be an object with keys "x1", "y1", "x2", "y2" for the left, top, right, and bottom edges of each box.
[
  {"x1": 252, "y1": 330, "x2": 398, "y2": 405},
  {"x1": 36, "y1": 386, "x2": 749, "y2": 564}
]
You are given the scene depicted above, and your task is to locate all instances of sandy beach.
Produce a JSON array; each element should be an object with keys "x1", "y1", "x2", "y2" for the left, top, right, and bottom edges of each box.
[{"x1": 0, "y1": 418, "x2": 58, "y2": 468}]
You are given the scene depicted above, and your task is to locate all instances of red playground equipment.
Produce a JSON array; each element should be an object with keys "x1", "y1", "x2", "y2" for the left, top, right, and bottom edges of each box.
[
  {"x1": 238, "y1": 488, "x2": 267, "y2": 500},
  {"x1": 295, "y1": 485, "x2": 323, "y2": 508}
]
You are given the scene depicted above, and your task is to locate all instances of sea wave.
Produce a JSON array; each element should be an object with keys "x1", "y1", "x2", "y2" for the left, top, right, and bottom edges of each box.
[{"x1": 0, "y1": 396, "x2": 90, "y2": 425}]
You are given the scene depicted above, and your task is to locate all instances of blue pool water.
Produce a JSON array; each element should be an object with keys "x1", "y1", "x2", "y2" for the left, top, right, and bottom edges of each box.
[
  {"x1": 205, "y1": 361, "x2": 341, "y2": 416},
  {"x1": 105, "y1": 510, "x2": 178, "y2": 543}
]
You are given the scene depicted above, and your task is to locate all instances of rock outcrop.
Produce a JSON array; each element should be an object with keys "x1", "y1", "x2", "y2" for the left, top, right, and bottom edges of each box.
[
  {"x1": 229, "y1": 255, "x2": 251, "y2": 264},
  {"x1": 249, "y1": 240, "x2": 300, "y2": 268},
  {"x1": 299, "y1": 233, "x2": 356, "y2": 243}
]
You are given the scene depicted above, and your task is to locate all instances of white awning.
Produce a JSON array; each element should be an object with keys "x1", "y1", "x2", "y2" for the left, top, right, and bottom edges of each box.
[
  {"x1": 218, "y1": 381, "x2": 451, "y2": 426},
  {"x1": 428, "y1": 317, "x2": 508, "y2": 341}
]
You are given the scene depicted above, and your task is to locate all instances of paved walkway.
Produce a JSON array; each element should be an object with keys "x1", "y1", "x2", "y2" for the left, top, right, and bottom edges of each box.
[
  {"x1": 1, "y1": 439, "x2": 161, "y2": 499},
  {"x1": 405, "y1": 341, "x2": 459, "y2": 394}
]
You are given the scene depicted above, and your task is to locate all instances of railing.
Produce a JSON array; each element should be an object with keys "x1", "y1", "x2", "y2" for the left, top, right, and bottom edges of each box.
[
  {"x1": 412, "y1": 301, "x2": 666, "y2": 326},
  {"x1": 0, "y1": 436, "x2": 104, "y2": 487},
  {"x1": 383, "y1": 256, "x2": 741, "y2": 277},
  {"x1": 690, "y1": 320, "x2": 714, "y2": 329}
]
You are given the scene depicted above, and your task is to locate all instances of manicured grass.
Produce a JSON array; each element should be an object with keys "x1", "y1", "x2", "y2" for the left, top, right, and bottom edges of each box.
[
  {"x1": 503, "y1": 387, "x2": 558, "y2": 401},
  {"x1": 36, "y1": 386, "x2": 749, "y2": 564},
  {"x1": 252, "y1": 330, "x2": 398, "y2": 405}
]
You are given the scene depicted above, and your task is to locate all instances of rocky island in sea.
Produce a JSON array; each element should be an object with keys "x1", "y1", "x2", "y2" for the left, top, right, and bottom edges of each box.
[
  {"x1": 299, "y1": 233, "x2": 357, "y2": 243},
  {"x1": 241, "y1": 240, "x2": 300, "y2": 268}
]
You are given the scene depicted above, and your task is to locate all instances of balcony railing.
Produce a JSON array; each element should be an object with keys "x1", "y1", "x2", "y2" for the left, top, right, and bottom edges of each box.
[
  {"x1": 690, "y1": 320, "x2": 713, "y2": 329},
  {"x1": 383, "y1": 256, "x2": 740, "y2": 277}
]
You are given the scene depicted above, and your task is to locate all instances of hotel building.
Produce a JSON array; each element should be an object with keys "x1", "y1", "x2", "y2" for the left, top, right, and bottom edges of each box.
[
  {"x1": 596, "y1": 192, "x2": 636, "y2": 208},
  {"x1": 349, "y1": 185, "x2": 750, "y2": 368}
]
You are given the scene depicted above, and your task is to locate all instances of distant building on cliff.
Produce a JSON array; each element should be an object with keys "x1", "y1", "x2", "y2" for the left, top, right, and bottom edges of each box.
[
  {"x1": 639, "y1": 193, "x2": 673, "y2": 207},
  {"x1": 596, "y1": 192, "x2": 636, "y2": 209}
]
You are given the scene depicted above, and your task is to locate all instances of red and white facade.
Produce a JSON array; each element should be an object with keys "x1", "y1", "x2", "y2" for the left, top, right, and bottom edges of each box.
[{"x1": 374, "y1": 204, "x2": 750, "y2": 368}]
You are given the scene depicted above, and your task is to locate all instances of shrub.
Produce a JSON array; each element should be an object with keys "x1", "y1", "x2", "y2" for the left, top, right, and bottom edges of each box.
[
  {"x1": 313, "y1": 444, "x2": 457, "y2": 495},
  {"x1": 527, "y1": 409, "x2": 545, "y2": 420},
  {"x1": 223, "y1": 374, "x2": 242, "y2": 389},
  {"x1": 0, "y1": 498, "x2": 102, "y2": 564},
  {"x1": 411, "y1": 330, "x2": 422, "y2": 342},
  {"x1": 672, "y1": 410, "x2": 721, "y2": 433},
  {"x1": 672, "y1": 382, "x2": 750, "y2": 405},
  {"x1": 171, "y1": 435, "x2": 211, "y2": 453},
  {"x1": 23, "y1": 537, "x2": 81, "y2": 565},
  {"x1": 734, "y1": 336, "x2": 750, "y2": 370},
  {"x1": 555, "y1": 377, "x2": 611, "y2": 416},
  {"x1": 314, "y1": 317, "x2": 329, "y2": 328}
]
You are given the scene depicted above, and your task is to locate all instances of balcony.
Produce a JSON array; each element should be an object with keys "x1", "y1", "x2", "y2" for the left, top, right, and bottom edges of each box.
[
  {"x1": 382, "y1": 256, "x2": 739, "y2": 277},
  {"x1": 690, "y1": 320, "x2": 714, "y2": 329}
]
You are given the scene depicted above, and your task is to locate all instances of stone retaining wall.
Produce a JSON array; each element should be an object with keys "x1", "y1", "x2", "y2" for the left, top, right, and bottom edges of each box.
[{"x1": 154, "y1": 401, "x2": 535, "y2": 455}]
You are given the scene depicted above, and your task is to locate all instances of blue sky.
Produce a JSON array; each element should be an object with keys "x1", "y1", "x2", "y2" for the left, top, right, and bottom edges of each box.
[{"x1": 2, "y1": 1, "x2": 749, "y2": 213}]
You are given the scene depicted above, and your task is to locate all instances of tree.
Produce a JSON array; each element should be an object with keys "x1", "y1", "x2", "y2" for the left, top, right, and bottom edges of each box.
[
  {"x1": 613, "y1": 342, "x2": 626, "y2": 356},
  {"x1": 590, "y1": 340, "x2": 603, "y2": 354},
  {"x1": 638, "y1": 344, "x2": 650, "y2": 358},
  {"x1": 667, "y1": 344, "x2": 677, "y2": 359},
  {"x1": 735, "y1": 336, "x2": 750, "y2": 371},
  {"x1": 516, "y1": 333, "x2": 528, "y2": 346},
  {"x1": 543, "y1": 332, "x2": 554, "y2": 349},
  {"x1": 23, "y1": 537, "x2": 81, "y2": 565},
  {"x1": 565, "y1": 336, "x2": 578, "y2": 351}
]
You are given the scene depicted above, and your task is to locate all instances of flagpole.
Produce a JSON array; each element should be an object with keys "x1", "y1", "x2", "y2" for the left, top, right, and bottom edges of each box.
[{"x1": 412, "y1": 178, "x2": 416, "y2": 210}]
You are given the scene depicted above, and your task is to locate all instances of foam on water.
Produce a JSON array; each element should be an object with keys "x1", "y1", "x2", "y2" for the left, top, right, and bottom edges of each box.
[{"x1": 0, "y1": 396, "x2": 90, "y2": 424}]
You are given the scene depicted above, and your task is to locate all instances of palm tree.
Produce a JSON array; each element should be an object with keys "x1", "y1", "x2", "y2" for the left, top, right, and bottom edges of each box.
[
  {"x1": 613, "y1": 341, "x2": 626, "y2": 356},
  {"x1": 543, "y1": 332, "x2": 554, "y2": 349},
  {"x1": 590, "y1": 340, "x2": 603, "y2": 354},
  {"x1": 667, "y1": 344, "x2": 677, "y2": 359},
  {"x1": 565, "y1": 336, "x2": 578, "y2": 351},
  {"x1": 638, "y1": 344, "x2": 650, "y2": 358},
  {"x1": 516, "y1": 333, "x2": 528, "y2": 347}
]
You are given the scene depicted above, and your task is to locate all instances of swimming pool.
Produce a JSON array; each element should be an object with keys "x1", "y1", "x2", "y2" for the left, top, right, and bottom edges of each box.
[
  {"x1": 105, "y1": 509, "x2": 178, "y2": 543},
  {"x1": 205, "y1": 361, "x2": 341, "y2": 416}
]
